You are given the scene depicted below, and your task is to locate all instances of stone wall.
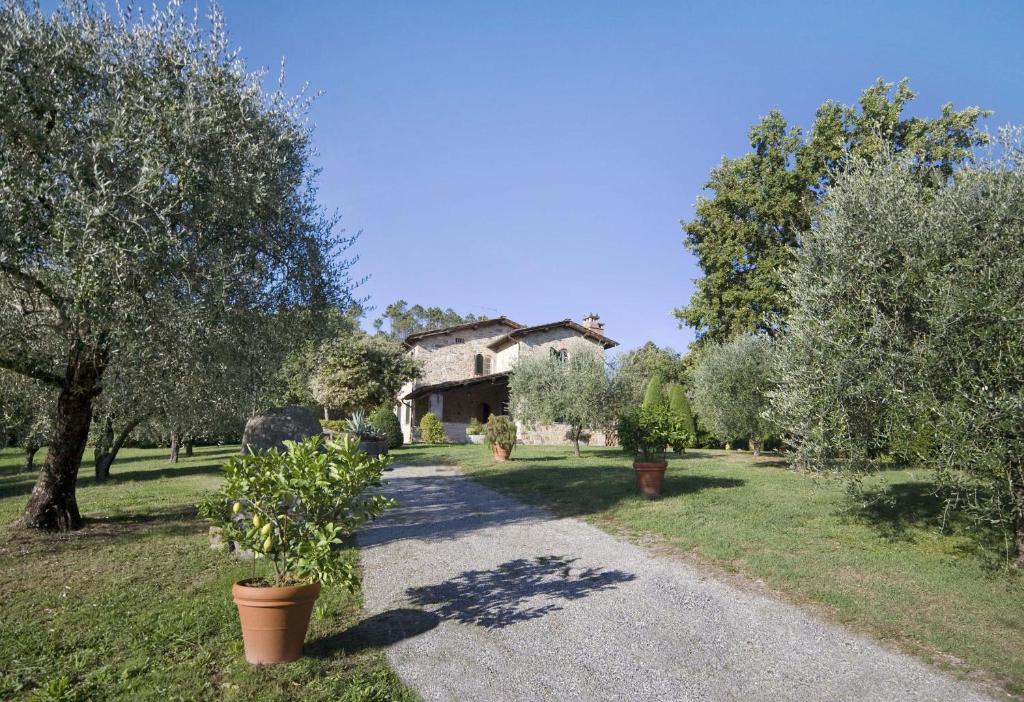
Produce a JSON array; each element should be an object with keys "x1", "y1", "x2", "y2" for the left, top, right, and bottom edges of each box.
[
  {"x1": 410, "y1": 321, "x2": 515, "y2": 386},
  {"x1": 517, "y1": 421, "x2": 609, "y2": 447},
  {"x1": 494, "y1": 327, "x2": 605, "y2": 371}
]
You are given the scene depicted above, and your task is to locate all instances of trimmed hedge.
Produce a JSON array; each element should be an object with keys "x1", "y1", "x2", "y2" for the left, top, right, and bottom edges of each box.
[{"x1": 368, "y1": 407, "x2": 403, "y2": 449}]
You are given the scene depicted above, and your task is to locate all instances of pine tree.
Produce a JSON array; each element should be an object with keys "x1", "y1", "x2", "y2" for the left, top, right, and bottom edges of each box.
[{"x1": 642, "y1": 374, "x2": 666, "y2": 410}]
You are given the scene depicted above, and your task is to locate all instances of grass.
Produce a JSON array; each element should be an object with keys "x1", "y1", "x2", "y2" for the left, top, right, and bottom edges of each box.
[
  {"x1": 394, "y1": 443, "x2": 1024, "y2": 698},
  {"x1": 0, "y1": 446, "x2": 414, "y2": 702}
]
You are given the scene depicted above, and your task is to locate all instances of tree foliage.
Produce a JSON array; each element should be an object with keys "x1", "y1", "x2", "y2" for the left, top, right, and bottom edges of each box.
[
  {"x1": 770, "y1": 139, "x2": 1024, "y2": 563},
  {"x1": 612, "y1": 342, "x2": 688, "y2": 409},
  {"x1": 309, "y1": 333, "x2": 421, "y2": 418},
  {"x1": 0, "y1": 2, "x2": 356, "y2": 529},
  {"x1": 372, "y1": 300, "x2": 486, "y2": 339},
  {"x1": 0, "y1": 370, "x2": 54, "y2": 471},
  {"x1": 676, "y1": 79, "x2": 991, "y2": 345},
  {"x1": 509, "y1": 349, "x2": 613, "y2": 457},
  {"x1": 689, "y1": 335, "x2": 774, "y2": 455}
]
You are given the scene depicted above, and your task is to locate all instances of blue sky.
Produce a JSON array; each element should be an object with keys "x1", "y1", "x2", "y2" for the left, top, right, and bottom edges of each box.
[{"x1": 215, "y1": 2, "x2": 1022, "y2": 354}]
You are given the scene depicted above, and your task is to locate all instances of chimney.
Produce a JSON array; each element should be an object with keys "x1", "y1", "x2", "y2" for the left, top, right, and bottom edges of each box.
[{"x1": 581, "y1": 313, "x2": 604, "y2": 333}]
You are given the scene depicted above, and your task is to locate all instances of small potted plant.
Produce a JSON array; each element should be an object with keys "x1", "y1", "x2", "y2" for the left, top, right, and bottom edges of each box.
[
  {"x1": 466, "y1": 418, "x2": 487, "y2": 444},
  {"x1": 618, "y1": 406, "x2": 690, "y2": 498},
  {"x1": 346, "y1": 410, "x2": 388, "y2": 457},
  {"x1": 485, "y1": 414, "x2": 516, "y2": 461},
  {"x1": 199, "y1": 436, "x2": 394, "y2": 664}
]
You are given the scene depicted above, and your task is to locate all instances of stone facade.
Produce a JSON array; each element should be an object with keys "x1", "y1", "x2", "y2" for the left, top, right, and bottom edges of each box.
[
  {"x1": 398, "y1": 315, "x2": 617, "y2": 445},
  {"x1": 493, "y1": 327, "x2": 605, "y2": 372},
  {"x1": 407, "y1": 319, "x2": 518, "y2": 386}
]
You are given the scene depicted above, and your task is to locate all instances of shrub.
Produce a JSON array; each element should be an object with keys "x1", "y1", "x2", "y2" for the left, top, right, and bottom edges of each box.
[
  {"x1": 466, "y1": 417, "x2": 484, "y2": 436},
  {"x1": 484, "y1": 415, "x2": 517, "y2": 451},
  {"x1": 642, "y1": 374, "x2": 666, "y2": 410},
  {"x1": 419, "y1": 412, "x2": 446, "y2": 443},
  {"x1": 344, "y1": 410, "x2": 382, "y2": 440},
  {"x1": 618, "y1": 406, "x2": 691, "y2": 462},
  {"x1": 320, "y1": 419, "x2": 346, "y2": 433},
  {"x1": 368, "y1": 407, "x2": 403, "y2": 449},
  {"x1": 667, "y1": 383, "x2": 696, "y2": 451},
  {"x1": 198, "y1": 436, "x2": 394, "y2": 587}
]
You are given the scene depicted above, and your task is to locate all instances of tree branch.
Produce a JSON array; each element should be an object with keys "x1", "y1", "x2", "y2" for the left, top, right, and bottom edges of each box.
[
  {"x1": 0, "y1": 261, "x2": 69, "y2": 329},
  {"x1": 0, "y1": 351, "x2": 65, "y2": 388}
]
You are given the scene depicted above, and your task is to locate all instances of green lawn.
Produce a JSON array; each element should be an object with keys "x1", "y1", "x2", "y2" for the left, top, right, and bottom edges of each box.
[
  {"x1": 394, "y1": 443, "x2": 1024, "y2": 697},
  {"x1": 0, "y1": 446, "x2": 414, "y2": 702}
]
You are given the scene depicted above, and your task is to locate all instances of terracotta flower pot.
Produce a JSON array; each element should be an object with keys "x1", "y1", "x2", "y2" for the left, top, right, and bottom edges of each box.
[
  {"x1": 232, "y1": 580, "x2": 321, "y2": 664},
  {"x1": 633, "y1": 460, "x2": 668, "y2": 498},
  {"x1": 491, "y1": 444, "x2": 512, "y2": 461}
]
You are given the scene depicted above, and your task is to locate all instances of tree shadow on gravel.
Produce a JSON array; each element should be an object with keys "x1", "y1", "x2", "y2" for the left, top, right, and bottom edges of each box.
[
  {"x1": 405, "y1": 555, "x2": 636, "y2": 629},
  {"x1": 307, "y1": 608, "x2": 440, "y2": 657}
]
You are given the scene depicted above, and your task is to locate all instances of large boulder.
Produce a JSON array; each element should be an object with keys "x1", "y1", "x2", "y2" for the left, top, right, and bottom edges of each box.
[{"x1": 240, "y1": 405, "x2": 323, "y2": 455}]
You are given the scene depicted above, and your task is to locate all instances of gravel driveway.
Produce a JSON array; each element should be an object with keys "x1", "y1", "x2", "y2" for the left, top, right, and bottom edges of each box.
[{"x1": 355, "y1": 463, "x2": 994, "y2": 701}]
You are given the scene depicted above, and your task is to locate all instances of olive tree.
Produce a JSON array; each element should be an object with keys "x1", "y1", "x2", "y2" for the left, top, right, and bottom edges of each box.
[
  {"x1": 689, "y1": 335, "x2": 774, "y2": 455},
  {"x1": 771, "y1": 137, "x2": 1024, "y2": 564},
  {"x1": 309, "y1": 333, "x2": 421, "y2": 418},
  {"x1": 509, "y1": 348, "x2": 613, "y2": 457},
  {"x1": 0, "y1": 370, "x2": 55, "y2": 472},
  {"x1": 0, "y1": 2, "x2": 355, "y2": 529}
]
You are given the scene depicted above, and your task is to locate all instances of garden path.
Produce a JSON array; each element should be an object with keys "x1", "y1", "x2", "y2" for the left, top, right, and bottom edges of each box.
[{"x1": 355, "y1": 463, "x2": 993, "y2": 701}]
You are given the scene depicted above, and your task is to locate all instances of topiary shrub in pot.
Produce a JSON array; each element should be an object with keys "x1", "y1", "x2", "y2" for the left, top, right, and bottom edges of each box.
[
  {"x1": 346, "y1": 410, "x2": 388, "y2": 457},
  {"x1": 419, "y1": 412, "x2": 446, "y2": 444},
  {"x1": 368, "y1": 406, "x2": 403, "y2": 450},
  {"x1": 485, "y1": 415, "x2": 517, "y2": 461},
  {"x1": 199, "y1": 436, "x2": 394, "y2": 664},
  {"x1": 466, "y1": 417, "x2": 486, "y2": 444},
  {"x1": 618, "y1": 406, "x2": 691, "y2": 498}
]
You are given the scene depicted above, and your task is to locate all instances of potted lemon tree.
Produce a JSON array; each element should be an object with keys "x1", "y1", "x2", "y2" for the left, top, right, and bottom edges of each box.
[
  {"x1": 618, "y1": 406, "x2": 690, "y2": 497},
  {"x1": 200, "y1": 436, "x2": 394, "y2": 664},
  {"x1": 485, "y1": 414, "x2": 517, "y2": 461}
]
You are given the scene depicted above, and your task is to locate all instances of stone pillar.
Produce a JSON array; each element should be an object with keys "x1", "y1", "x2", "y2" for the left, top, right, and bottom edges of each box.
[{"x1": 428, "y1": 392, "x2": 444, "y2": 420}]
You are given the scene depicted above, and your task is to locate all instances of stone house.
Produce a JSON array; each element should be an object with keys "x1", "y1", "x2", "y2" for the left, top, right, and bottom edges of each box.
[{"x1": 397, "y1": 314, "x2": 618, "y2": 444}]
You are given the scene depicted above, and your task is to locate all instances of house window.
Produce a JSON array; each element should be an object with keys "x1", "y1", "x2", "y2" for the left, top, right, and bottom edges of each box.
[
  {"x1": 550, "y1": 348, "x2": 568, "y2": 363},
  {"x1": 454, "y1": 337, "x2": 465, "y2": 344},
  {"x1": 474, "y1": 353, "x2": 492, "y2": 376}
]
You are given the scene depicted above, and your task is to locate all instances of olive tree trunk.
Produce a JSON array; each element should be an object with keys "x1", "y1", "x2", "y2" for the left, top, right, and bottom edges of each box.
[
  {"x1": 23, "y1": 444, "x2": 40, "y2": 473},
  {"x1": 184, "y1": 438, "x2": 193, "y2": 457},
  {"x1": 1015, "y1": 476, "x2": 1024, "y2": 569},
  {"x1": 750, "y1": 437, "x2": 763, "y2": 456},
  {"x1": 21, "y1": 357, "x2": 103, "y2": 531},
  {"x1": 1016, "y1": 515, "x2": 1024, "y2": 569},
  {"x1": 168, "y1": 431, "x2": 180, "y2": 463},
  {"x1": 94, "y1": 415, "x2": 145, "y2": 482},
  {"x1": 570, "y1": 426, "x2": 582, "y2": 458},
  {"x1": 93, "y1": 416, "x2": 113, "y2": 467}
]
